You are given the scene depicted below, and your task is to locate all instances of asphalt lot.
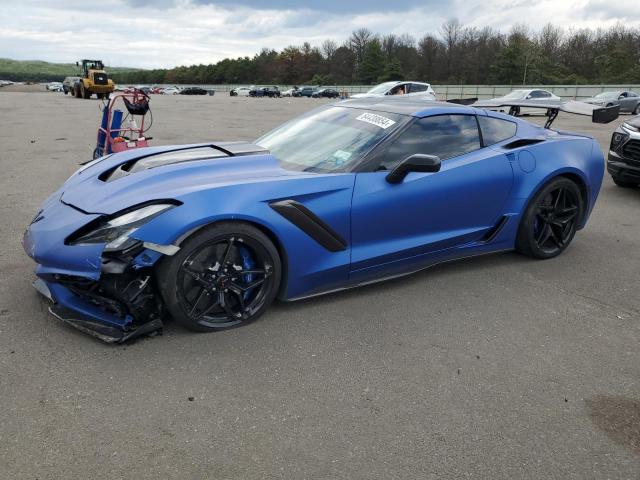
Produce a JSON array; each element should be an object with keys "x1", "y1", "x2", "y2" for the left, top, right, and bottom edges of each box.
[{"x1": 1, "y1": 91, "x2": 639, "y2": 479}]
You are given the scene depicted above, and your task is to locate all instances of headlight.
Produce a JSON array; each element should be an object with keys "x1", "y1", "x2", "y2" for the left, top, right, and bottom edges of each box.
[
  {"x1": 610, "y1": 132, "x2": 629, "y2": 151},
  {"x1": 68, "y1": 203, "x2": 176, "y2": 251}
]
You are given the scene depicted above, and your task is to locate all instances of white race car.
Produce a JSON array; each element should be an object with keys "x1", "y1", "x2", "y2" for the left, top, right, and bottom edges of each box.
[{"x1": 486, "y1": 89, "x2": 562, "y2": 116}]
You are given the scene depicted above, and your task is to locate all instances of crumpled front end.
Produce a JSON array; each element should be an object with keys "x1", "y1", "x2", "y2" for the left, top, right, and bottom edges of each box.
[{"x1": 23, "y1": 197, "x2": 165, "y2": 343}]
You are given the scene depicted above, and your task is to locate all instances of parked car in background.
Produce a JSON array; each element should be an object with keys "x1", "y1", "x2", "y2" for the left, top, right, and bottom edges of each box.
[
  {"x1": 485, "y1": 89, "x2": 561, "y2": 116},
  {"x1": 230, "y1": 86, "x2": 252, "y2": 96},
  {"x1": 584, "y1": 91, "x2": 640, "y2": 114},
  {"x1": 292, "y1": 86, "x2": 318, "y2": 97},
  {"x1": 263, "y1": 86, "x2": 280, "y2": 97},
  {"x1": 350, "y1": 81, "x2": 436, "y2": 100},
  {"x1": 62, "y1": 77, "x2": 79, "y2": 95},
  {"x1": 250, "y1": 86, "x2": 280, "y2": 97},
  {"x1": 312, "y1": 88, "x2": 340, "y2": 99},
  {"x1": 281, "y1": 88, "x2": 296, "y2": 97},
  {"x1": 162, "y1": 87, "x2": 181, "y2": 95},
  {"x1": 608, "y1": 115, "x2": 640, "y2": 188},
  {"x1": 47, "y1": 82, "x2": 63, "y2": 92},
  {"x1": 179, "y1": 87, "x2": 208, "y2": 95}
]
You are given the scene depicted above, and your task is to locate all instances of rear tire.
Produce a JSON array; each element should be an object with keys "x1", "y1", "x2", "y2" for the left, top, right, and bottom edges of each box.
[
  {"x1": 157, "y1": 222, "x2": 281, "y2": 332},
  {"x1": 633, "y1": 104, "x2": 640, "y2": 115},
  {"x1": 516, "y1": 177, "x2": 583, "y2": 259}
]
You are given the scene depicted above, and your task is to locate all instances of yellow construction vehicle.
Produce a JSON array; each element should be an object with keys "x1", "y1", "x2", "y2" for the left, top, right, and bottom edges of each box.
[{"x1": 73, "y1": 59, "x2": 115, "y2": 99}]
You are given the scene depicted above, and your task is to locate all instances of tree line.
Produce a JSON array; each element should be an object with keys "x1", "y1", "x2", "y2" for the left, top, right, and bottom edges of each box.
[{"x1": 114, "y1": 21, "x2": 639, "y2": 86}]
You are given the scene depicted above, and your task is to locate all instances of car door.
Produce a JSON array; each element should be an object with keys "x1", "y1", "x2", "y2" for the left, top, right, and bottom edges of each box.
[
  {"x1": 350, "y1": 114, "x2": 514, "y2": 283},
  {"x1": 406, "y1": 83, "x2": 428, "y2": 97},
  {"x1": 628, "y1": 92, "x2": 640, "y2": 113},
  {"x1": 618, "y1": 92, "x2": 635, "y2": 112}
]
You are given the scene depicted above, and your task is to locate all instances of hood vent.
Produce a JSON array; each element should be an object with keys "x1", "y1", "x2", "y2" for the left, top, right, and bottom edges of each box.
[{"x1": 99, "y1": 143, "x2": 269, "y2": 183}]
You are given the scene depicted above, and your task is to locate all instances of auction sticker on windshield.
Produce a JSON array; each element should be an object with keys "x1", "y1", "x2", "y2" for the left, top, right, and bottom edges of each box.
[{"x1": 356, "y1": 112, "x2": 396, "y2": 129}]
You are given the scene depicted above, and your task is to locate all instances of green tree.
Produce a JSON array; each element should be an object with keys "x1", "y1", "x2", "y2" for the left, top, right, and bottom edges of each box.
[
  {"x1": 378, "y1": 58, "x2": 404, "y2": 82},
  {"x1": 359, "y1": 39, "x2": 385, "y2": 84}
]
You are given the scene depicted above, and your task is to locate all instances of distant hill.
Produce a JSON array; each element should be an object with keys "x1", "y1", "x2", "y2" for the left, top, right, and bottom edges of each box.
[{"x1": 0, "y1": 58, "x2": 142, "y2": 82}]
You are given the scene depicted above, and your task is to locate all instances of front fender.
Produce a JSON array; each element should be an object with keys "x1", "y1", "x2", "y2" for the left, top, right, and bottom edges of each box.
[{"x1": 132, "y1": 175, "x2": 356, "y2": 299}]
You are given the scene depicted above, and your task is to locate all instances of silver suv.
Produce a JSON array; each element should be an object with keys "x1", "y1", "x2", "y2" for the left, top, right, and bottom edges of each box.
[
  {"x1": 608, "y1": 115, "x2": 640, "y2": 188},
  {"x1": 62, "y1": 76, "x2": 79, "y2": 95}
]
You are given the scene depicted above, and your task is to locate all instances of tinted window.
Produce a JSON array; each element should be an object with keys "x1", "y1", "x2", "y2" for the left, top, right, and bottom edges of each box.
[
  {"x1": 380, "y1": 115, "x2": 481, "y2": 169},
  {"x1": 478, "y1": 116, "x2": 517, "y2": 146},
  {"x1": 529, "y1": 90, "x2": 551, "y2": 99},
  {"x1": 409, "y1": 83, "x2": 428, "y2": 93}
]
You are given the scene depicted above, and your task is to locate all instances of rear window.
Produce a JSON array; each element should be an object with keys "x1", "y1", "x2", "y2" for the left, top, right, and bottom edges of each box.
[{"x1": 478, "y1": 116, "x2": 517, "y2": 146}]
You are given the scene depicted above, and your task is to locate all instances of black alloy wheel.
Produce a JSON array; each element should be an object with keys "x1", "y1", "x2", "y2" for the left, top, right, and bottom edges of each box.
[
  {"x1": 516, "y1": 177, "x2": 583, "y2": 259},
  {"x1": 157, "y1": 222, "x2": 281, "y2": 332}
]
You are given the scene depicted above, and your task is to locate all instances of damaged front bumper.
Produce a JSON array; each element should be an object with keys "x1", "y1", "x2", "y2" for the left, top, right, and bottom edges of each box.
[{"x1": 23, "y1": 198, "x2": 169, "y2": 343}]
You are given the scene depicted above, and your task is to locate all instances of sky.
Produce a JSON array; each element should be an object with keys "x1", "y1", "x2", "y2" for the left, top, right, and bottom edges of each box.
[{"x1": 1, "y1": 0, "x2": 639, "y2": 69}]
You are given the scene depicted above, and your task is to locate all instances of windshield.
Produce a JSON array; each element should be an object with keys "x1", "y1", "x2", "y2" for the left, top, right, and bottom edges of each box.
[
  {"x1": 503, "y1": 90, "x2": 527, "y2": 99},
  {"x1": 594, "y1": 92, "x2": 619, "y2": 99},
  {"x1": 366, "y1": 81, "x2": 399, "y2": 95},
  {"x1": 256, "y1": 106, "x2": 406, "y2": 172}
]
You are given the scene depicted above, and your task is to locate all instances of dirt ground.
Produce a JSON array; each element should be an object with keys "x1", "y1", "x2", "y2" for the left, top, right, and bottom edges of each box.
[{"x1": 1, "y1": 91, "x2": 639, "y2": 479}]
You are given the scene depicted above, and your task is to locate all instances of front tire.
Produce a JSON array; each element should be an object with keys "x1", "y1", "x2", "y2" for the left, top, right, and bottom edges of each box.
[
  {"x1": 157, "y1": 222, "x2": 281, "y2": 332},
  {"x1": 516, "y1": 177, "x2": 583, "y2": 259}
]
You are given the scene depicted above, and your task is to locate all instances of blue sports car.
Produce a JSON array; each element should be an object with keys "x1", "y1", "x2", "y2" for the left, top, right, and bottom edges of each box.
[{"x1": 22, "y1": 98, "x2": 617, "y2": 342}]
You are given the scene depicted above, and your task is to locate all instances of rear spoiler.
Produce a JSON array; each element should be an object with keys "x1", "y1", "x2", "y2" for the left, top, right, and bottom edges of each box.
[{"x1": 470, "y1": 99, "x2": 620, "y2": 129}]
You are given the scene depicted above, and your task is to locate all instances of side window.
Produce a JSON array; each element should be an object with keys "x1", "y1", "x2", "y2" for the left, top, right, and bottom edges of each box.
[
  {"x1": 478, "y1": 116, "x2": 517, "y2": 146},
  {"x1": 409, "y1": 83, "x2": 428, "y2": 93},
  {"x1": 380, "y1": 115, "x2": 481, "y2": 169}
]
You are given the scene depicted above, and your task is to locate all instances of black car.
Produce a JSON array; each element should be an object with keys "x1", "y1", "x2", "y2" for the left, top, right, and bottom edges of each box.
[
  {"x1": 250, "y1": 86, "x2": 280, "y2": 98},
  {"x1": 292, "y1": 86, "x2": 318, "y2": 97},
  {"x1": 608, "y1": 115, "x2": 640, "y2": 188},
  {"x1": 179, "y1": 87, "x2": 208, "y2": 95},
  {"x1": 312, "y1": 88, "x2": 340, "y2": 99}
]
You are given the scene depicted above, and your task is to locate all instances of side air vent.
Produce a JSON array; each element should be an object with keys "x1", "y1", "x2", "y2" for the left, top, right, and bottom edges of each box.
[
  {"x1": 503, "y1": 138, "x2": 544, "y2": 149},
  {"x1": 270, "y1": 200, "x2": 347, "y2": 252},
  {"x1": 480, "y1": 215, "x2": 509, "y2": 243}
]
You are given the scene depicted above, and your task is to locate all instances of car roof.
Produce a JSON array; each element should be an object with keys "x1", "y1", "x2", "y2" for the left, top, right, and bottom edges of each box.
[{"x1": 335, "y1": 97, "x2": 477, "y2": 117}]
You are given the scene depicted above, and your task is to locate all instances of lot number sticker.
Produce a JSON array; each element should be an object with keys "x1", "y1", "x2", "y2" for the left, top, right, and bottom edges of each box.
[{"x1": 356, "y1": 113, "x2": 396, "y2": 129}]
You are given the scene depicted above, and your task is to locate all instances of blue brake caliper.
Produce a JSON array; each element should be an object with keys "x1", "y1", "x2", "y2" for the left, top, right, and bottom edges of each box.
[{"x1": 238, "y1": 245, "x2": 254, "y2": 300}]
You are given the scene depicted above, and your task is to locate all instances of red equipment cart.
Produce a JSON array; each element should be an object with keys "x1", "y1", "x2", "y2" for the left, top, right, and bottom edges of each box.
[{"x1": 94, "y1": 89, "x2": 152, "y2": 159}]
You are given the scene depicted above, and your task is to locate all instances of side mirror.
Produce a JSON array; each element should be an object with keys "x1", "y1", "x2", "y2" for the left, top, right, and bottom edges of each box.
[
  {"x1": 386, "y1": 154, "x2": 441, "y2": 184},
  {"x1": 618, "y1": 95, "x2": 625, "y2": 100}
]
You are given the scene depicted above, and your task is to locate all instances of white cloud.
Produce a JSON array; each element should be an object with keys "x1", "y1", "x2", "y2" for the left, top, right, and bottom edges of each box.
[{"x1": 0, "y1": 0, "x2": 637, "y2": 68}]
